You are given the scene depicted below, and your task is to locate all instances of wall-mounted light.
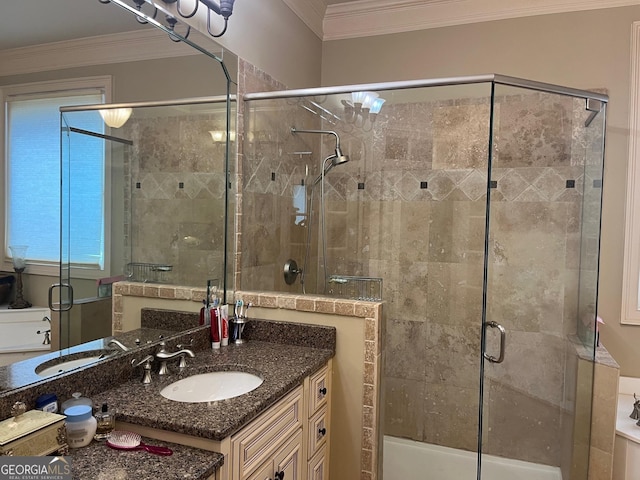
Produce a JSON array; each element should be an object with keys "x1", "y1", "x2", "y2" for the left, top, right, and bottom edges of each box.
[
  {"x1": 340, "y1": 91, "x2": 386, "y2": 129},
  {"x1": 161, "y1": 0, "x2": 235, "y2": 37},
  {"x1": 209, "y1": 130, "x2": 236, "y2": 143},
  {"x1": 99, "y1": 108, "x2": 133, "y2": 128}
]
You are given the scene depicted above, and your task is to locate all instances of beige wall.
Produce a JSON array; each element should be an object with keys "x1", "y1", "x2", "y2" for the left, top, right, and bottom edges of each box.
[
  {"x1": 321, "y1": 6, "x2": 640, "y2": 377},
  {"x1": 151, "y1": 0, "x2": 322, "y2": 88}
]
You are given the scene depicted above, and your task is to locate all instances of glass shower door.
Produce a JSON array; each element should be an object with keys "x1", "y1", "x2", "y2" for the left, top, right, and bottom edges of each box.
[{"x1": 479, "y1": 84, "x2": 606, "y2": 479}]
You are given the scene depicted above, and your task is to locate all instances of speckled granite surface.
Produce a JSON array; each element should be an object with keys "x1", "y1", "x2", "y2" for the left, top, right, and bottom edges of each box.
[
  {"x1": 70, "y1": 435, "x2": 223, "y2": 480},
  {"x1": 0, "y1": 327, "x2": 178, "y2": 393},
  {"x1": 0, "y1": 309, "x2": 336, "y2": 480},
  {"x1": 92, "y1": 339, "x2": 333, "y2": 440}
]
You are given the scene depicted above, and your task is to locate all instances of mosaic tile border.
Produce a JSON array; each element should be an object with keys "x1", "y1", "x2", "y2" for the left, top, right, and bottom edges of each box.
[{"x1": 236, "y1": 290, "x2": 383, "y2": 480}]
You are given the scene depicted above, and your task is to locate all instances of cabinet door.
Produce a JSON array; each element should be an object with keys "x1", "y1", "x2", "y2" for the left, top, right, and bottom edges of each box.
[
  {"x1": 273, "y1": 429, "x2": 303, "y2": 480},
  {"x1": 245, "y1": 461, "x2": 273, "y2": 480},
  {"x1": 308, "y1": 445, "x2": 327, "y2": 480}
]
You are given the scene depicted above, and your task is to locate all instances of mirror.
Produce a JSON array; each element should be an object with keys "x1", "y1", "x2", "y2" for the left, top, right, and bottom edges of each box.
[{"x1": 0, "y1": 0, "x2": 238, "y2": 393}]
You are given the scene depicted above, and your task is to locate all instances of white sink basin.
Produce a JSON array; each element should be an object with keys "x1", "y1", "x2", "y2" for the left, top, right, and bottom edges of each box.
[
  {"x1": 36, "y1": 356, "x2": 104, "y2": 378},
  {"x1": 160, "y1": 371, "x2": 264, "y2": 403}
]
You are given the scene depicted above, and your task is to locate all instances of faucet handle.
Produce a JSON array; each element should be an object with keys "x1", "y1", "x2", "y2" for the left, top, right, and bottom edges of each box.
[
  {"x1": 177, "y1": 354, "x2": 189, "y2": 369},
  {"x1": 132, "y1": 355, "x2": 154, "y2": 384}
]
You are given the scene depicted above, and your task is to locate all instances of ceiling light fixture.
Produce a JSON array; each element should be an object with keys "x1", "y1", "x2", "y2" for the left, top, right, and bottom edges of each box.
[{"x1": 99, "y1": 108, "x2": 133, "y2": 128}]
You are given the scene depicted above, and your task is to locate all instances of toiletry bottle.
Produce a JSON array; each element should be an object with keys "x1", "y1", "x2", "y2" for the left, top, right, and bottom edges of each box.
[
  {"x1": 61, "y1": 392, "x2": 93, "y2": 412},
  {"x1": 199, "y1": 300, "x2": 206, "y2": 326},
  {"x1": 35, "y1": 393, "x2": 58, "y2": 413},
  {"x1": 211, "y1": 299, "x2": 221, "y2": 349},
  {"x1": 94, "y1": 403, "x2": 115, "y2": 440},
  {"x1": 65, "y1": 405, "x2": 97, "y2": 448},
  {"x1": 221, "y1": 304, "x2": 229, "y2": 346}
]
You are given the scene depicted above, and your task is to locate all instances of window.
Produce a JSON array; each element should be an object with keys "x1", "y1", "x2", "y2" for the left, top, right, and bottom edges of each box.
[
  {"x1": 622, "y1": 22, "x2": 640, "y2": 324},
  {"x1": 2, "y1": 77, "x2": 112, "y2": 277}
]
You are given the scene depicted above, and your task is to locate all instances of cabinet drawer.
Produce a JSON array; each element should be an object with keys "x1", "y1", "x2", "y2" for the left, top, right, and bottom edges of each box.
[
  {"x1": 308, "y1": 365, "x2": 329, "y2": 417},
  {"x1": 232, "y1": 386, "x2": 303, "y2": 479},
  {"x1": 308, "y1": 445, "x2": 328, "y2": 480},
  {"x1": 307, "y1": 405, "x2": 328, "y2": 460}
]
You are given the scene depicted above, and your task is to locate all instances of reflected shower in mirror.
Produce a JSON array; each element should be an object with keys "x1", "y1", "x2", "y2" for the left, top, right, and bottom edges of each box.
[{"x1": 0, "y1": 0, "x2": 238, "y2": 394}]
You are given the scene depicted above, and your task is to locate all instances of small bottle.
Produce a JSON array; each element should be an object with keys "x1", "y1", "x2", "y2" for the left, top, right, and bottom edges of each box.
[
  {"x1": 65, "y1": 405, "x2": 97, "y2": 448},
  {"x1": 211, "y1": 301, "x2": 221, "y2": 349},
  {"x1": 35, "y1": 393, "x2": 58, "y2": 413},
  {"x1": 94, "y1": 403, "x2": 115, "y2": 441},
  {"x1": 221, "y1": 304, "x2": 229, "y2": 347}
]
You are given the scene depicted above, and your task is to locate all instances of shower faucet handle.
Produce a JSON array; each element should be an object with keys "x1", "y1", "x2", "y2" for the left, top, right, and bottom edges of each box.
[{"x1": 631, "y1": 393, "x2": 640, "y2": 420}]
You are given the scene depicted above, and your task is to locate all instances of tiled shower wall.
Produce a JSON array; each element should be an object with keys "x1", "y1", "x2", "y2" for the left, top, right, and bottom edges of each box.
[
  {"x1": 241, "y1": 86, "x2": 603, "y2": 472},
  {"x1": 121, "y1": 112, "x2": 228, "y2": 288}
]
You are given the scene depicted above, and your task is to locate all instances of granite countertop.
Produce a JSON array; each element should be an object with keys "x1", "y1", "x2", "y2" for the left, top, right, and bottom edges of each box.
[
  {"x1": 93, "y1": 340, "x2": 334, "y2": 441},
  {"x1": 70, "y1": 435, "x2": 224, "y2": 480},
  {"x1": 0, "y1": 327, "x2": 177, "y2": 392}
]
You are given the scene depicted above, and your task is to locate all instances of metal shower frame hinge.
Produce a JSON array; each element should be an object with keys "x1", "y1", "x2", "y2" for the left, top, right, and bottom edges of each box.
[{"x1": 585, "y1": 98, "x2": 603, "y2": 127}]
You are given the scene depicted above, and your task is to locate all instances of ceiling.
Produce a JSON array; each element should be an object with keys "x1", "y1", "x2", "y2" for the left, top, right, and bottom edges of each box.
[
  {"x1": 0, "y1": 0, "x2": 634, "y2": 50},
  {"x1": 0, "y1": 0, "x2": 347, "y2": 50}
]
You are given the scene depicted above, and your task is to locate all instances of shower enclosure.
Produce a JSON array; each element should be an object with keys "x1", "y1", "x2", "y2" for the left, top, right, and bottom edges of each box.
[
  {"x1": 58, "y1": 97, "x2": 234, "y2": 345},
  {"x1": 241, "y1": 75, "x2": 607, "y2": 479}
]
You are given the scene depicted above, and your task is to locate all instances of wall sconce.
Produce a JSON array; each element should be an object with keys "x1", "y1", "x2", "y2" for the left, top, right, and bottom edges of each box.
[
  {"x1": 99, "y1": 108, "x2": 133, "y2": 128},
  {"x1": 161, "y1": 0, "x2": 235, "y2": 37},
  {"x1": 209, "y1": 130, "x2": 236, "y2": 143},
  {"x1": 341, "y1": 91, "x2": 386, "y2": 130}
]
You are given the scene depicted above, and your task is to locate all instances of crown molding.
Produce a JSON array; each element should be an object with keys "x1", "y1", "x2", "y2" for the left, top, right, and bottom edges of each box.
[
  {"x1": 323, "y1": 0, "x2": 640, "y2": 40},
  {"x1": 281, "y1": 0, "x2": 327, "y2": 39},
  {"x1": 0, "y1": 29, "x2": 200, "y2": 78}
]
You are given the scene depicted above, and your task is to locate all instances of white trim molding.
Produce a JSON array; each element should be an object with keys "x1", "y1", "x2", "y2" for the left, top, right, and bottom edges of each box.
[
  {"x1": 323, "y1": 0, "x2": 640, "y2": 41},
  {"x1": 622, "y1": 21, "x2": 640, "y2": 325},
  {"x1": 0, "y1": 29, "x2": 200, "y2": 78},
  {"x1": 281, "y1": 0, "x2": 326, "y2": 39}
]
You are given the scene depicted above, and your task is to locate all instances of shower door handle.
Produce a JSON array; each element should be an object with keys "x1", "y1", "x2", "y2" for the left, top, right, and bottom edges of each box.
[
  {"x1": 483, "y1": 321, "x2": 506, "y2": 363},
  {"x1": 48, "y1": 283, "x2": 74, "y2": 312}
]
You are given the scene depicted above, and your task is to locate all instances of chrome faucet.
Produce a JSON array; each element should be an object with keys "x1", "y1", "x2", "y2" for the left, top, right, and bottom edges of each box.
[
  {"x1": 37, "y1": 329, "x2": 51, "y2": 345},
  {"x1": 107, "y1": 338, "x2": 129, "y2": 352},
  {"x1": 155, "y1": 341, "x2": 195, "y2": 375}
]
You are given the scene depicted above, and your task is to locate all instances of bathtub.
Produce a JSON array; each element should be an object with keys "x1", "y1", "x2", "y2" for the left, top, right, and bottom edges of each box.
[
  {"x1": 0, "y1": 307, "x2": 51, "y2": 366},
  {"x1": 383, "y1": 436, "x2": 562, "y2": 480},
  {"x1": 613, "y1": 376, "x2": 640, "y2": 480}
]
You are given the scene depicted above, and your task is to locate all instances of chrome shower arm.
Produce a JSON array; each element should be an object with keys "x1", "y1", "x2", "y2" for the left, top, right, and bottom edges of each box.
[{"x1": 290, "y1": 128, "x2": 341, "y2": 149}]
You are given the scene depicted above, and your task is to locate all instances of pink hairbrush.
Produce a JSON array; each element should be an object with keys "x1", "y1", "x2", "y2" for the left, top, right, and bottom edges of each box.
[{"x1": 106, "y1": 431, "x2": 173, "y2": 456}]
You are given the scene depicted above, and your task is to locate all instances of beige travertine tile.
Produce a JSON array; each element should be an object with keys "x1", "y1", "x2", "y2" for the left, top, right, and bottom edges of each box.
[
  {"x1": 588, "y1": 446, "x2": 613, "y2": 480},
  {"x1": 432, "y1": 103, "x2": 490, "y2": 170},
  {"x1": 484, "y1": 379, "x2": 562, "y2": 466},
  {"x1": 384, "y1": 377, "x2": 425, "y2": 441},
  {"x1": 423, "y1": 383, "x2": 479, "y2": 452},
  {"x1": 590, "y1": 363, "x2": 619, "y2": 453}
]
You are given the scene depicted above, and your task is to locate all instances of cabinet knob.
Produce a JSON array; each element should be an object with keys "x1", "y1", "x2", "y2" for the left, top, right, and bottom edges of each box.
[
  {"x1": 274, "y1": 471, "x2": 285, "y2": 480},
  {"x1": 319, "y1": 387, "x2": 327, "y2": 396},
  {"x1": 318, "y1": 427, "x2": 327, "y2": 436}
]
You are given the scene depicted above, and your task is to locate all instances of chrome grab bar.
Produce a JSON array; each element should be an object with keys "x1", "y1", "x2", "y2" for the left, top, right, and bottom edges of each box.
[{"x1": 483, "y1": 321, "x2": 506, "y2": 364}]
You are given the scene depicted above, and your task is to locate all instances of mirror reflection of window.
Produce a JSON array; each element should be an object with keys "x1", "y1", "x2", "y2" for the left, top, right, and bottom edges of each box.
[{"x1": 293, "y1": 184, "x2": 306, "y2": 226}]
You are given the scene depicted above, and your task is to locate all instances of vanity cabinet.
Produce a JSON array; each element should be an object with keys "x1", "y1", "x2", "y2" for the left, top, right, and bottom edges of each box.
[
  {"x1": 230, "y1": 360, "x2": 332, "y2": 480},
  {"x1": 117, "y1": 359, "x2": 332, "y2": 480}
]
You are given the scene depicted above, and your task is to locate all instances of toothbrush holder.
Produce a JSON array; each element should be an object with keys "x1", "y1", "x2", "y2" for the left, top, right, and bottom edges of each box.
[{"x1": 233, "y1": 316, "x2": 248, "y2": 344}]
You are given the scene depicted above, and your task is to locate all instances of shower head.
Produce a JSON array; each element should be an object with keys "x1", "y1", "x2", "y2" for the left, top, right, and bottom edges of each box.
[
  {"x1": 333, "y1": 146, "x2": 349, "y2": 166},
  {"x1": 291, "y1": 127, "x2": 351, "y2": 184}
]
